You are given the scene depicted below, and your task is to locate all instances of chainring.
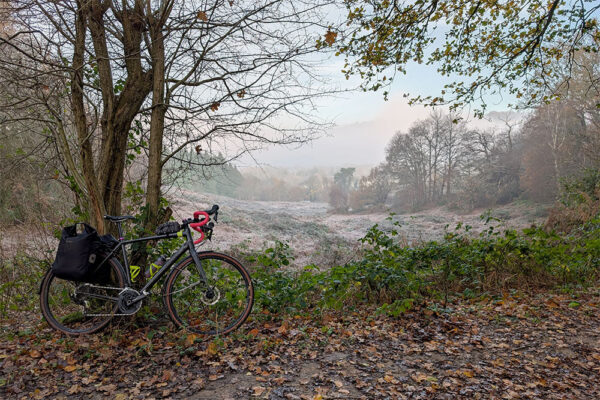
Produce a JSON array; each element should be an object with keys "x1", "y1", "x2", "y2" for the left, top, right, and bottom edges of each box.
[{"x1": 117, "y1": 288, "x2": 143, "y2": 315}]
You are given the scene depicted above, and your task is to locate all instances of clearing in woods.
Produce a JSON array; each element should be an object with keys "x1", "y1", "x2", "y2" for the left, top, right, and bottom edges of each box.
[
  {"x1": 173, "y1": 191, "x2": 545, "y2": 268},
  {"x1": 2, "y1": 192, "x2": 581, "y2": 399}
]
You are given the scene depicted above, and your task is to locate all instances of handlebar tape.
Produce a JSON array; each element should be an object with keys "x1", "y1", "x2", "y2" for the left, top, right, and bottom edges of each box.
[{"x1": 190, "y1": 211, "x2": 209, "y2": 244}]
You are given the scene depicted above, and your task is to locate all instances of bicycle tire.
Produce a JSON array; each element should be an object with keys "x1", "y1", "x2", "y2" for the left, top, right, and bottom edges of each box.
[
  {"x1": 163, "y1": 252, "x2": 254, "y2": 336},
  {"x1": 40, "y1": 256, "x2": 126, "y2": 335}
]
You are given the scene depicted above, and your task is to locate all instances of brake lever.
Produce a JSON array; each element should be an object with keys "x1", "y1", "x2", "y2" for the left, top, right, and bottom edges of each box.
[
  {"x1": 204, "y1": 223, "x2": 214, "y2": 240},
  {"x1": 214, "y1": 211, "x2": 218, "y2": 223}
]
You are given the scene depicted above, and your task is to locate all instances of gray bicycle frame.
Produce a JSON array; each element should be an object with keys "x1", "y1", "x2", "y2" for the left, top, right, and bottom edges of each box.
[{"x1": 102, "y1": 222, "x2": 208, "y2": 304}]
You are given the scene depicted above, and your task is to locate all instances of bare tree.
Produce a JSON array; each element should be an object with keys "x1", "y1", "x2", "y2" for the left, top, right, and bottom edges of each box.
[
  {"x1": 385, "y1": 111, "x2": 469, "y2": 208},
  {"x1": 0, "y1": 0, "x2": 337, "y2": 232},
  {"x1": 521, "y1": 102, "x2": 586, "y2": 201}
]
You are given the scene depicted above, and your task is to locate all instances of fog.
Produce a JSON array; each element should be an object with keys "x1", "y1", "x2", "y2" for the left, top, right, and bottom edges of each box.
[{"x1": 239, "y1": 96, "x2": 521, "y2": 169}]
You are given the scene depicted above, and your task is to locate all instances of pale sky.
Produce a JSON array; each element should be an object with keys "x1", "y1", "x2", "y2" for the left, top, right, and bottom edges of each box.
[{"x1": 238, "y1": 48, "x2": 518, "y2": 168}]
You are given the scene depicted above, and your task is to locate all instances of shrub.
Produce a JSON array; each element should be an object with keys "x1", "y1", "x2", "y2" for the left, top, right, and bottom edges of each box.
[
  {"x1": 248, "y1": 215, "x2": 600, "y2": 317},
  {"x1": 546, "y1": 169, "x2": 600, "y2": 233}
]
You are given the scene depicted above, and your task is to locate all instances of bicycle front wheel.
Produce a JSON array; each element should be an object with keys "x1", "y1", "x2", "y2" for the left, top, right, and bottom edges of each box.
[
  {"x1": 40, "y1": 257, "x2": 126, "y2": 335},
  {"x1": 163, "y1": 252, "x2": 254, "y2": 336}
]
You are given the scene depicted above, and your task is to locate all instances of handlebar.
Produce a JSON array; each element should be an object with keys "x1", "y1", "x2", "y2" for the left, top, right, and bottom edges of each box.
[
  {"x1": 189, "y1": 204, "x2": 219, "y2": 244},
  {"x1": 194, "y1": 204, "x2": 219, "y2": 220}
]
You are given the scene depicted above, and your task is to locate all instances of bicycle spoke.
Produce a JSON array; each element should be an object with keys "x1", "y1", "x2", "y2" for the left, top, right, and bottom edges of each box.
[
  {"x1": 40, "y1": 257, "x2": 126, "y2": 335},
  {"x1": 165, "y1": 253, "x2": 253, "y2": 336}
]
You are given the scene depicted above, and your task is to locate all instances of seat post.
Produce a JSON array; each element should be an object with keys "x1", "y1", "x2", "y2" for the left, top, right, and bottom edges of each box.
[
  {"x1": 115, "y1": 222, "x2": 130, "y2": 273},
  {"x1": 117, "y1": 222, "x2": 124, "y2": 241}
]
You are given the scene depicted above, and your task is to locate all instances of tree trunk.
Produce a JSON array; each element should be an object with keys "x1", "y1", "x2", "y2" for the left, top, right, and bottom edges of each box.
[
  {"x1": 145, "y1": 20, "x2": 166, "y2": 230},
  {"x1": 88, "y1": 1, "x2": 153, "y2": 227},
  {"x1": 72, "y1": 0, "x2": 106, "y2": 233}
]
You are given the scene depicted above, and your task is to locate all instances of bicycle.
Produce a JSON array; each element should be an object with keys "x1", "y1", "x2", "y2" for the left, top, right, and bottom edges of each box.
[{"x1": 39, "y1": 205, "x2": 254, "y2": 336}]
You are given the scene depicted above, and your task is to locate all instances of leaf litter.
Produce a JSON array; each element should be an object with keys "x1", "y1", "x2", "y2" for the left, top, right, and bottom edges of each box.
[{"x1": 1, "y1": 290, "x2": 599, "y2": 399}]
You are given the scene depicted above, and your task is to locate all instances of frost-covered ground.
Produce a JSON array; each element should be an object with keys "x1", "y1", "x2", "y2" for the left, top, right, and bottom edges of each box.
[
  {"x1": 0, "y1": 190, "x2": 546, "y2": 267},
  {"x1": 172, "y1": 190, "x2": 547, "y2": 268}
]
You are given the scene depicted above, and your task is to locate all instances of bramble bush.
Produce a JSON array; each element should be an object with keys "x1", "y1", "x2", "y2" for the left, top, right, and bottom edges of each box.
[{"x1": 248, "y1": 214, "x2": 600, "y2": 316}]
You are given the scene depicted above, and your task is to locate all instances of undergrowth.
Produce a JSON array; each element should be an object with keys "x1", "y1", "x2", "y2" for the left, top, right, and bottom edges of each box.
[
  {"x1": 2, "y1": 214, "x2": 600, "y2": 321},
  {"x1": 249, "y1": 214, "x2": 600, "y2": 317}
]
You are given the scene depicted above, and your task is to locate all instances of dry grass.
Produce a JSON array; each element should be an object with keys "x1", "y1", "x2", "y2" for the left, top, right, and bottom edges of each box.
[{"x1": 545, "y1": 190, "x2": 600, "y2": 233}]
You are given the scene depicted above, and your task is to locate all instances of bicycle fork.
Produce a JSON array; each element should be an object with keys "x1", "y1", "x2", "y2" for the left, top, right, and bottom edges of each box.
[{"x1": 186, "y1": 227, "x2": 209, "y2": 284}]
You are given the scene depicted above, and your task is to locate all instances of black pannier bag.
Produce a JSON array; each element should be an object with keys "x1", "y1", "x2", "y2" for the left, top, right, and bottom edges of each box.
[
  {"x1": 93, "y1": 233, "x2": 120, "y2": 284},
  {"x1": 52, "y1": 223, "x2": 117, "y2": 283}
]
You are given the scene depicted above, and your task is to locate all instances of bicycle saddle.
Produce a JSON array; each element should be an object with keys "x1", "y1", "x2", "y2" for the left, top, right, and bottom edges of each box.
[{"x1": 103, "y1": 215, "x2": 135, "y2": 222}]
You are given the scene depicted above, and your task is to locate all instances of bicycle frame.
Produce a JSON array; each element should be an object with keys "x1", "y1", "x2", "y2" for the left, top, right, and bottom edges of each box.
[{"x1": 98, "y1": 222, "x2": 208, "y2": 305}]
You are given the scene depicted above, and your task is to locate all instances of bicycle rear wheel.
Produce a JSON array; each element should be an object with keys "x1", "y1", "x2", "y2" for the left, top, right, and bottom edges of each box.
[
  {"x1": 40, "y1": 257, "x2": 126, "y2": 335},
  {"x1": 163, "y1": 252, "x2": 253, "y2": 336}
]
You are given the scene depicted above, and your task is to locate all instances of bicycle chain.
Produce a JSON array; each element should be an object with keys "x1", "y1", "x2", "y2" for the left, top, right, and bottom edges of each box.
[
  {"x1": 80, "y1": 282, "x2": 202, "y2": 297},
  {"x1": 78, "y1": 283, "x2": 123, "y2": 292},
  {"x1": 79, "y1": 281, "x2": 210, "y2": 316},
  {"x1": 78, "y1": 284, "x2": 129, "y2": 317}
]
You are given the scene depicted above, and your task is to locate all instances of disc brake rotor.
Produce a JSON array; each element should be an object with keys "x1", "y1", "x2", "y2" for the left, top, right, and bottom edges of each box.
[{"x1": 201, "y1": 287, "x2": 220, "y2": 305}]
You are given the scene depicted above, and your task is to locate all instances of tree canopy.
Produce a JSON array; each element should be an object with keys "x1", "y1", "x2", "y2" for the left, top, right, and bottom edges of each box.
[
  {"x1": 0, "y1": 0, "x2": 335, "y2": 232},
  {"x1": 336, "y1": 0, "x2": 600, "y2": 115}
]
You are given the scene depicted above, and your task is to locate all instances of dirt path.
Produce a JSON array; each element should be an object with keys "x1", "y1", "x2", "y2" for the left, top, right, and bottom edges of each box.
[{"x1": 2, "y1": 291, "x2": 598, "y2": 399}]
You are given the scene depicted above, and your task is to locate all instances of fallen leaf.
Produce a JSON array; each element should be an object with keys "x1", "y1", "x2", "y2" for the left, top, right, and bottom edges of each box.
[
  {"x1": 206, "y1": 341, "x2": 219, "y2": 356},
  {"x1": 161, "y1": 370, "x2": 173, "y2": 382},
  {"x1": 192, "y1": 378, "x2": 206, "y2": 388},
  {"x1": 29, "y1": 350, "x2": 41, "y2": 358},
  {"x1": 67, "y1": 385, "x2": 81, "y2": 395},
  {"x1": 278, "y1": 324, "x2": 288, "y2": 335},
  {"x1": 98, "y1": 384, "x2": 117, "y2": 393},
  {"x1": 186, "y1": 334, "x2": 199, "y2": 346},
  {"x1": 462, "y1": 370, "x2": 474, "y2": 378},
  {"x1": 64, "y1": 365, "x2": 78, "y2": 372},
  {"x1": 252, "y1": 385, "x2": 266, "y2": 396}
]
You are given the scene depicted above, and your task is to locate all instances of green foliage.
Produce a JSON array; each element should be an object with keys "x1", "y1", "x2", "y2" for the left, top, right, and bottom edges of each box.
[
  {"x1": 250, "y1": 241, "x2": 318, "y2": 313},
  {"x1": 546, "y1": 169, "x2": 600, "y2": 233},
  {"x1": 247, "y1": 240, "x2": 293, "y2": 270},
  {"x1": 560, "y1": 168, "x2": 600, "y2": 206},
  {"x1": 337, "y1": 0, "x2": 599, "y2": 114},
  {"x1": 3, "y1": 213, "x2": 600, "y2": 321},
  {"x1": 249, "y1": 214, "x2": 600, "y2": 317},
  {"x1": 0, "y1": 253, "x2": 47, "y2": 317}
]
